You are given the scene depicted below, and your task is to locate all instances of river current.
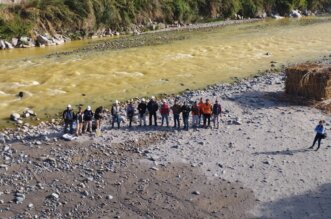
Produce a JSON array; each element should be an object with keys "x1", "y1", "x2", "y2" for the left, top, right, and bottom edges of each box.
[{"x1": 0, "y1": 17, "x2": 330, "y2": 126}]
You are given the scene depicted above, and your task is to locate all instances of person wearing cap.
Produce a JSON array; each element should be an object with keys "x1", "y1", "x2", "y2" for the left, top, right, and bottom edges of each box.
[
  {"x1": 191, "y1": 101, "x2": 200, "y2": 129},
  {"x1": 201, "y1": 99, "x2": 212, "y2": 128},
  {"x1": 147, "y1": 96, "x2": 159, "y2": 126},
  {"x1": 63, "y1": 104, "x2": 75, "y2": 134},
  {"x1": 111, "y1": 100, "x2": 121, "y2": 129},
  {"x1": 75, "y1": 106, "x2": 84, "y2": 136},
  {"x1": 138, "y1": 98, "x2": 147, "y2": 126},
  {"x1": 126, "y1": 101, "x2": 135, "y2": 128},
  {"x1": 160, "y1": 99, "x2": 170, "y2": 127},
  {"x1": 212, "y1": 100, "x2": 222, "y2": 129},
  {"x1": 171, "y1": 99, "x2": 182, "y2": 129},
  {"x1": 181, "y1": 101, "x2": 191, "y2": 131},
  {"x1": 83, "y1": 106, "x2": 94, "y2": 133}
]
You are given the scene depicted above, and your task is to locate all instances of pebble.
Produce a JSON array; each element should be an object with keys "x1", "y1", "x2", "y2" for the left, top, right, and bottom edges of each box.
[{"x1": 106, "y1": 195, "x2": 113, "y2": 200}]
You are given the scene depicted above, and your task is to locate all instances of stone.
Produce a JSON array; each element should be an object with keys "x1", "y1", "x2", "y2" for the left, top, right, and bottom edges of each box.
[
  {"x1": 11, "y1": 38, "x2": 19, "y2": 47},
  {"x1": 28, "y1": 203, "x2": 34, "y2": 208},
  {"x1": 10, "y1": 113, "x2": 20, "y2": 121},
  {"x1": 50, "y1": 193, "x2": 59, "y2": 199},
  {"x1": 0, "y1": 40, "x2": 5, "y2": 49},
  {"x1": 192, "y1": 191, "x2": 200, "y2": 195},
  {"x1": 4, "y1": 41, "x2": 14, "y2": 49},
  {"x1": 106, "y1": 195, "x2": 113, "y2": 200}
]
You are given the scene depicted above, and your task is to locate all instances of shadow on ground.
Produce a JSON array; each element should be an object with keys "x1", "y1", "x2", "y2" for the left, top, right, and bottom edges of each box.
[{"x1": 258, "y1": 183, "x2": 331, "y2": 219}]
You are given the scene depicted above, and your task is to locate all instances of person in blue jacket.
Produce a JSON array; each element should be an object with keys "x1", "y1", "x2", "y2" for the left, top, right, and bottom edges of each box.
[{"x1": 309, "y1": 120, "x2": 326, "y2": 151}]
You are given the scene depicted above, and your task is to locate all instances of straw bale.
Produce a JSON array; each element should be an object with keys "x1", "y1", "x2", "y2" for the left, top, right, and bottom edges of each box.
[{"x1": 285, "y1": 63, "x2": 331, "y2": 100}]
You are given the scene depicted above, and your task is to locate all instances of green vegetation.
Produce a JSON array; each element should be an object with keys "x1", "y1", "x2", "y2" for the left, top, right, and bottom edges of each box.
[{"x1": 0, "y1": 0, "x2": 330, "y2": 39}]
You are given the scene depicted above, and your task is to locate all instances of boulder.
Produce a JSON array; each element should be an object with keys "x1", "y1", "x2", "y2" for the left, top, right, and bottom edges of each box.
[
  {"x1": 11, "y1": 38, "x2": 19, "y2": 47},
  {"x1": 4, "y1": 41, "x2": 14, "y2": 49},
  {"x1": 0, "y1": 40, "x2": 5, "y2": 49},
  {"x1": 10, "y1": 113, "x2": 21, "y2": 121},
  {"x1": 36, "y1": 35, "x2": 51, "y2": 46},
  {"x1": 290, "y1": 10, "x2": 302, "y2": 18}
]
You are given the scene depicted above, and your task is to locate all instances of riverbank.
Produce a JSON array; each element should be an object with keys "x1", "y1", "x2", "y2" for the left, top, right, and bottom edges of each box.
[{"x1": 1, "y1": 57, "x2": 331, "y2": 218}]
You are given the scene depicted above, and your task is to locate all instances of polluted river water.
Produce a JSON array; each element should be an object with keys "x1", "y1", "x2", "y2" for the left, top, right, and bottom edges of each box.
[{"x1": 0, "y1": 17, "x2": 331, "y2": 127}]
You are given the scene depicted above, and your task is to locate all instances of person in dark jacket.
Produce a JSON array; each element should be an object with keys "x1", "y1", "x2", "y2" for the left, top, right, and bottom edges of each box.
[
  {"x1": 63, "y1": 104, "x2": 75, "y2": 134},
  {"x1": 94, "y1": 106, "x2": 104, "y2": 131},
  {"x1": 126, "y1": 101, "x2": 135, "y2": 128},
  {"x1": 171, "y1": 99, "x2": 182, "y2": 129},
  {"x1": 83, "y1": 106, "x2": 94, "y2": 133},
  {"x1": 147, "y1": 96, "x2": 158, "y2": 126},
  {"x1": 75, "y1": 106, "x2": 84, "y2": 136},
  {"x1": 181, "y1": 102, "x2": 191, "y2": 131},
  {"x1": 309, "y1": 120, "x2": 327, "y2": 151},
  {"x1": 111, "y1": 100, "x2": 121, "y2": 129},
  {"x1": 138, "y1": 98, "x2": 147, "y2": 126},
  {"x1": 212, "y1": 100, "x2": 222, "y2": 129}
]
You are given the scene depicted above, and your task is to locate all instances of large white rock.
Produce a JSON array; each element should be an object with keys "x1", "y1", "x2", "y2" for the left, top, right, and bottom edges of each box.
[
  {"x1": 4, "y1": 41, "x2": 14, "y2": 49},
  {"x1": 290, "y1": 10, "x2": 302, "y2": 18},
  {"x1": 10, "y1": 113, "x2": 21, "y2": 121},
  {"x1": 0, "y1": 40, "x2": 5, "y2": 49}
]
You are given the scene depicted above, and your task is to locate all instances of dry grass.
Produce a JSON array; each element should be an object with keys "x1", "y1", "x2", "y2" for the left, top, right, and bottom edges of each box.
[{"x1": 285, "y1": 63, "x2": 331, "y2": 101}]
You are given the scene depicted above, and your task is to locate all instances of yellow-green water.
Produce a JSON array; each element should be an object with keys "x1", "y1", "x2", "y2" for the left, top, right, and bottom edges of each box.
[{"x1": 0, "y1": 17, "x2": 331, "y2": 126}]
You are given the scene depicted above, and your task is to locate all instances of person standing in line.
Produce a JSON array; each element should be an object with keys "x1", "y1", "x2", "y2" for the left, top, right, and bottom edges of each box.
[
  {"x1": 160, "y1": 99, "x2": 170, "y2": 127},
  {"x1": 83, "y1": 106, "x2": 94, "y2": 133},
  {"x1": 202, "y1": 99, "x2": 212, "y2": 128},
  {"x1": 191, "y1": 101, "x2": 200, "y2": 129},
  {"x1": 171, "y1": 99, "x2": 182, "y2": 129},
  {"x1": 63, "y1": 104, "x2": 75, "y2": 134},
  {"x1": 138, "y1": 98, "x2": 147, "y2": 126},
  {"x1": 309, "y1": 120, "x2": 327, "y2": 151},
  {"x1": 126, "y1": 101, "x2": 135, "y2": 128},
  {"x1": 212, "y1": 100, "x2": 222, "y2": 129},
  {"x1": 94, "y1": 106, "x2": 104, "y2": 131},
  {"x1": 181, "y1": 101, "x2": 191, "y2": 131},
  {"x1": 198, "y1": 97, "x2": 204, "y2": 126},
  {"x1": 75, "y1": 106, "x2": 84, "y2": 136},
  {"x1": 147, "y1": 96, "x2": 159, "y2": 126},
  {"x1": 111, "y1": 100, "x2": 121, "y2": 129}
]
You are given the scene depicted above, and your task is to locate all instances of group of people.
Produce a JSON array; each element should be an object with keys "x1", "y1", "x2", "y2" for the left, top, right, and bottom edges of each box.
[{"x1": 62, "y1": 97, "x2": 222, "y2": 135}]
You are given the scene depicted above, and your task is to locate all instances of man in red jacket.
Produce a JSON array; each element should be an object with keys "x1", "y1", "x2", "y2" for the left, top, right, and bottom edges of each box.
[{"x1": 160, "y1": 99, "x2": 170, "y2": 127}]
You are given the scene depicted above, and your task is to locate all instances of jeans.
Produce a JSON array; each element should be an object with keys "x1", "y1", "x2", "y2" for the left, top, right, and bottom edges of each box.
[
  {"x1": 213, "y1": 114, "x2": 220, "y2": 128},
  {"x1": 173, "y1": 114, "x2": 180, "y2": 128},
  {"x1": 128, "y1": 116, "x2": 133, "y2": 127},
  {"x1": 203, "y1": 114, "x2": 211, "y2": 127},
  {"x1": 112, "y1": 115, "x2": 120, "y2": 128},
  {"x1": 161, "y1": 114, "x2": 169, "y2": 126},
  {"x1": 183, "y1": 114, "x2": 189, "y2": 130},
  {"x1": 192, "y1": 115, "x2": 199, "y2": 128},
  {"x1": 149, "y1": 112, "x2": 157, "y2": 126},
  {"x1": 312, "y1": 133, "x2": 323, "y2": 150},
  {"x1": 139, "y1": 113, "x2": 146, "y2": 126},
  {"x1": 64, "y1": 121, "x2": 73, "y2": 134}
]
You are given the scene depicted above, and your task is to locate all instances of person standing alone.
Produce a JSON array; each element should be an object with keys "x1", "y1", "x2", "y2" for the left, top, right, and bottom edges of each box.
[{"x1": 309, "y1": 120, "x2": 327, "y2": 151}]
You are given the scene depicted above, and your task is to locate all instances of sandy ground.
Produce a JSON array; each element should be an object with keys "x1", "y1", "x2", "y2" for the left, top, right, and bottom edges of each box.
[{"x1": 1, "y1": 60, "x2": 331, "y2": 218}]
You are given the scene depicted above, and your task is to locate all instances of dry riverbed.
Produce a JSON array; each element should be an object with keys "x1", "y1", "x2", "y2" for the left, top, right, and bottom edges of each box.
[{"x1": 1, "y1": 57, "x2": 331, "y2": 218}]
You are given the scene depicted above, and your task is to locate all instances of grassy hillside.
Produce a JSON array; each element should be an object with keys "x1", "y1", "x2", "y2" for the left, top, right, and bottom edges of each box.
[{"x1": 0, "y1": 0, "x2": 330, "y2": 39}]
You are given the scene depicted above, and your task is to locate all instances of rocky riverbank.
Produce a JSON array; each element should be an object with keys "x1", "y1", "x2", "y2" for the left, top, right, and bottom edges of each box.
[{"x1": 1, "y1": 56, "x2": 331, "y2": 218}]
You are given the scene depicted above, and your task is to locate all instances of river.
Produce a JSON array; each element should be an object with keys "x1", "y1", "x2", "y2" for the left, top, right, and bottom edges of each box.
[{"x1": 0, "y1": 17, "x2": 330, "y2": 126}]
